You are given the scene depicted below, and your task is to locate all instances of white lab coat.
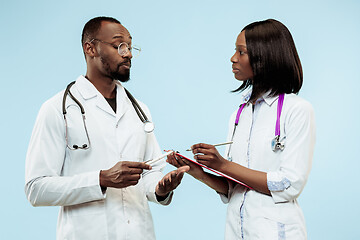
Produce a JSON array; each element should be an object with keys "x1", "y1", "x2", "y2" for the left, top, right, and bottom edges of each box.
[
  {"x1": 25, "y1": 75, "x2": 171, "y2": 240},
  {"x1": 220, "y1": 92, "x2": 316, "y2": 240}
]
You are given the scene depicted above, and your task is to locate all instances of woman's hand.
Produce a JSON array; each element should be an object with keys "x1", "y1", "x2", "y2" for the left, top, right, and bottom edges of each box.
[
  {"x1": 167, "y1": 150, "x2": 230, "y2": 195},
  {"x1": 166, "y1": 152, "x2": 205, "y2": 180},
  {"x1": 191, "y1": 143, "x2": 228, "y2": 171}
]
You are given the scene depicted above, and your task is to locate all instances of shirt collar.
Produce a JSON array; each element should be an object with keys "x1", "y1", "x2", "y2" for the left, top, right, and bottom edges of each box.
[
  {"x1": 240, "y1": 89, "x2": 252, "y2": 105},
  {"x1": 262, "y1": 91, "x2": 280, "y2": 106},
  {"x1": 239, "y1": 88, "x2": 280, "y2": 106}
]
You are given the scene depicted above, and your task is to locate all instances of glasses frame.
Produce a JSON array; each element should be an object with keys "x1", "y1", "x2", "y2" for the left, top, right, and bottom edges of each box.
[{"x1": 89, "y1": 38, "x2": 141, "y2": 57}]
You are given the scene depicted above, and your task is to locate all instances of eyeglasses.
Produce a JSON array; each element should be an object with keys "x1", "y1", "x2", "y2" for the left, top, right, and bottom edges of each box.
[{"x1": 89, "y1": 38, "x2": 141, "y2": 58}]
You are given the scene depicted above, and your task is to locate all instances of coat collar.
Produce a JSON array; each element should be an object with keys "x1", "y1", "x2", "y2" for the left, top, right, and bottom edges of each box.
[
  {"x1": 74, "y1": 75, "x2": 130, "y2": 119},
  {"x1": 75, "y1": 75, "x2": 101, "y2": 100}
]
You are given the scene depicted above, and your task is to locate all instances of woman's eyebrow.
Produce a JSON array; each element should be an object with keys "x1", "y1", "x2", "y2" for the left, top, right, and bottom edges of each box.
[{"x1": 236, "y1": 44, "x2": 247, "y2": 48}]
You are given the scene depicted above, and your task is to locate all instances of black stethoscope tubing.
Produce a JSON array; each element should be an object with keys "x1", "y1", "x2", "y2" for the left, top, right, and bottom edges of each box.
[{"x1": 62, "y1": 81, "x2": 153, "y2": 150}]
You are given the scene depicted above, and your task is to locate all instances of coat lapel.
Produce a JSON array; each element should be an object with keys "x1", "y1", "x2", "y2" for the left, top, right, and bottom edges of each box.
[
  {"x1": 75, "y1": 76, "x2": 116, "y2": 117},
  {"x1": 115, "y1": 82, "x2": 130, "y2": 123}
]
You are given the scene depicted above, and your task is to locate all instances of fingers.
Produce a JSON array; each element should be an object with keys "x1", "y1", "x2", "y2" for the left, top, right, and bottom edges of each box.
[
  {"x1": 191, "y1": 143, "x2": 214, "y2": 152},
  {"x1": 133, "y1": 161, "x2": 152, "y2": 170},
  {"x1": 127, "y1": 168, "x2": 144, "y2": 175},
  {"x1": 166, "y1": 168, "x2": 187, "y2": 183},
  {"x1": 157, "y1": 173, "x2": 173, "y2": 188},
  {"x1": 156, "y1": 166, "x2": 190, "y2": 196},
  {"x1": 192, "y1": 147, "x2": 214, "y2": 156},
  {"x1": 177, "y1": 165, "x2": 190, "y2": 174},
  {"x1": 121, "y1": 161, "x2": 152, "y2": 170},
  {"x1": 160, "y1": 170, "x2": 178, "y2": 185},
  {"x1": 194, "y1": 154, "x2": 214, "y2": 166},
  {"x1": 127, "y1": 174, "x2": 142, "y2": 181},
  {"x1": 167, "y1": 152, "x2": 187, "y2": 168},
  {"x1": 174, "y1": 170, "x2": 186, "y2": 182}
]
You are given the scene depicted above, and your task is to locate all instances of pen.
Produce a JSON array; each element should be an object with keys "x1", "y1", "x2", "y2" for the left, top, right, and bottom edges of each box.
[
  {"x1": 186, "y1": 141, "x2": 233, "y2": 151},
  {"x1": 144, "y1": 151, "x2": 174, "y2": 165}
]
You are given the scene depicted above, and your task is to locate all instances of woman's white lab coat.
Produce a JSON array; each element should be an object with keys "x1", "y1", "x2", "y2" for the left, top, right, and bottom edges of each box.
[
  {"x1": 25, "y1": 76, "x2": 170, "y2": 240},
  {"x1": 220, "y1": 92, "x2": 316, "y2": 240}
]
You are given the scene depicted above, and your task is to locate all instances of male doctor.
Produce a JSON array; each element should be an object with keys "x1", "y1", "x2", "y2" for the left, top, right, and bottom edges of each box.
[{"x1": 25, "y1": 16, "x2": 189, "y2": 240}]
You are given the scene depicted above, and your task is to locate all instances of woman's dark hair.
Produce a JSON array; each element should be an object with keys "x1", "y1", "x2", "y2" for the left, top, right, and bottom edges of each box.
[{"x1": 233, "y1": 19, "x2": 303, "y2": 102}]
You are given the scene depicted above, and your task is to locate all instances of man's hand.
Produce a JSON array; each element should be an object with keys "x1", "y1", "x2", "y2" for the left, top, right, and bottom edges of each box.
[
  {"x1": 100, "y1": 161, "x2": 151, "y2": 189},
  {"x1": 155, "y1": 166, "x2": 190, "y2": 198}
]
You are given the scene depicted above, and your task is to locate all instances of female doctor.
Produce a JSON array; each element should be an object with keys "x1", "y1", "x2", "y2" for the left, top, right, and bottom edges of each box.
[{"x1": 168, "y1": 19, "x2": 316, "y2": 239}]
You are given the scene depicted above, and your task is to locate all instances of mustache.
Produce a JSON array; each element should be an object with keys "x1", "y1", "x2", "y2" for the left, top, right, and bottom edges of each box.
[{"x1": 119, "y1": 60, "x2": 131, "y2": 68}]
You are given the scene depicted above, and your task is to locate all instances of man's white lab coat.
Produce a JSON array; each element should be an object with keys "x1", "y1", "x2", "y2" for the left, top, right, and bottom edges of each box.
[{"x1": 25, "y1": 75, "x2": 170, "y2": 240}]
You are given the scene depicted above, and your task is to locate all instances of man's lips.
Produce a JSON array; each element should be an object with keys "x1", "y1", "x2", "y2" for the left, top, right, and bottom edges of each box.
[{"x1": 119, "y1": 62, "x2": 131, "y2": 69}]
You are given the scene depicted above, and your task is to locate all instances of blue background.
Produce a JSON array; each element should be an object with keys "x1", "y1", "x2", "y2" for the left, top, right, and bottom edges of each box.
[{"x1": 1, "y1": 0, "x2": 359, "y2": 239}]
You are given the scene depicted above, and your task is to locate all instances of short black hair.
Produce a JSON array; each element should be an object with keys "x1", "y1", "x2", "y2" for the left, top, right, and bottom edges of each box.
[
  {"x1": 233, "y1": 19, "x2": 303, "y2": 102},
  {"x1": 81, "y1": 16, "x2": 121, "y2": 47}
]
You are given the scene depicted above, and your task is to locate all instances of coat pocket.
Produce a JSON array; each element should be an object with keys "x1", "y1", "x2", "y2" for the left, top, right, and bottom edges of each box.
[
  {"x1": 260, "y1": 206, "x2": 306, "y2": 240},
  {"x1": 64, "y1": 200, "x2": 108, "y2": 239}
]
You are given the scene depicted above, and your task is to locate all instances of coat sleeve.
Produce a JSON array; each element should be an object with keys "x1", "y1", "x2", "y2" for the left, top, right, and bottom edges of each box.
[
  {"x1": 267, "y1": 100, "x2": 316, "y2": 203},
  {"x1": 138, "y1": 103, "x2": 172, "y2": 205},
  {"x1": 25, "y1": 99, "x2": 105, "y2": 207}
]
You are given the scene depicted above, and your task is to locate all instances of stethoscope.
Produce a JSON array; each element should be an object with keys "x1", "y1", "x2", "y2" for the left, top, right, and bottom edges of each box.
[
  {"x1": 227, "y1": 93, "x2": 285, "y2": 160},
  {"x1": 62, "y1": 81, "x2": 155, "y2": 150}
]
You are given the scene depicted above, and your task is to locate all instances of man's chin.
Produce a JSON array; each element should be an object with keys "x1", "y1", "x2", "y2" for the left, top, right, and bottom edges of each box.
[
  {"x1": 112, "y1": 72, "x2": 130, "y2": 83},
  {"x1": 118, "y1": 77, "x2": 130, "y2": 83}
]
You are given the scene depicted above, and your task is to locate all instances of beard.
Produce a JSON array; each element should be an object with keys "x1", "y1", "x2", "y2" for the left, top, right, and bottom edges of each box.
[
  {"x1": 101, "y1": 57, "x2": 131, "y2": 83},
  {"x1": 112, "y1": 68, "x2": 130, "y2": 83}
]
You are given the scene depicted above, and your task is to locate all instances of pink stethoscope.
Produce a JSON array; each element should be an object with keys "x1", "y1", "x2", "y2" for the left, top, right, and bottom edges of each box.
[{"x1": 227, "y1": 94, "x2": 285, "y2": 159}]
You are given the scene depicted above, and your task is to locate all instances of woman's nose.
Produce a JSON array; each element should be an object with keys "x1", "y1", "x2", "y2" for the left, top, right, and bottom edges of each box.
[{"x1": 230, "y1": 53, "x2": 238, "y2": 63}]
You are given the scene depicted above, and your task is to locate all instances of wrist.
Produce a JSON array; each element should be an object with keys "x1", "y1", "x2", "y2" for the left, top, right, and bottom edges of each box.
[
  {"x1": 191, "y1": 171, "x2": 204, "y2": 181},
  {"x1": 155, "y1": 187, "x2": 168, "y2": 197},
  {"x1": 194, "y1": 171, "x2": 208, "y2": 183},
  {"x1": 155, "y1": 191, "x2": 169, "y2": 198},
  {"x1": 99, "y1": 170, "x2": 108, "y2": 188},
  {"x1": 218, "y1": 158, "x2": 229, "y2": 173},
  {"x1": 155, "y1": 184, "x2": 164, "y2": 197}
]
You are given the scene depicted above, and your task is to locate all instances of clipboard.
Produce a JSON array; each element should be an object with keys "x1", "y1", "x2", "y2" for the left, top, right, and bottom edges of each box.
[{"x1": 174, "y1": 152, "x2": 252, "y2": 189}]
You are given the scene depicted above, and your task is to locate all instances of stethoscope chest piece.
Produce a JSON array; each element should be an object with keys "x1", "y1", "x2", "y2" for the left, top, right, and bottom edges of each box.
[
  {"x1": 144, "y1": 121, "x2": 155, "y2": 133},
  {"x1": 271, "y1": 135, "x2": 285, "y2": 152}
]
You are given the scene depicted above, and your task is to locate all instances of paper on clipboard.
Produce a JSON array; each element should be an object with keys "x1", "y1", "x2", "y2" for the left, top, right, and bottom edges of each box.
[{"x1": 174, "y1": 152, "x2": 252, "y2": 189}]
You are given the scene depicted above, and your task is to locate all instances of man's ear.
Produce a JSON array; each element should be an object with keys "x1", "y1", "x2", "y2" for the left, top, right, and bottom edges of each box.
[{"x1": 83, "y1": 42, "x2": 97, "y2": 58}]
